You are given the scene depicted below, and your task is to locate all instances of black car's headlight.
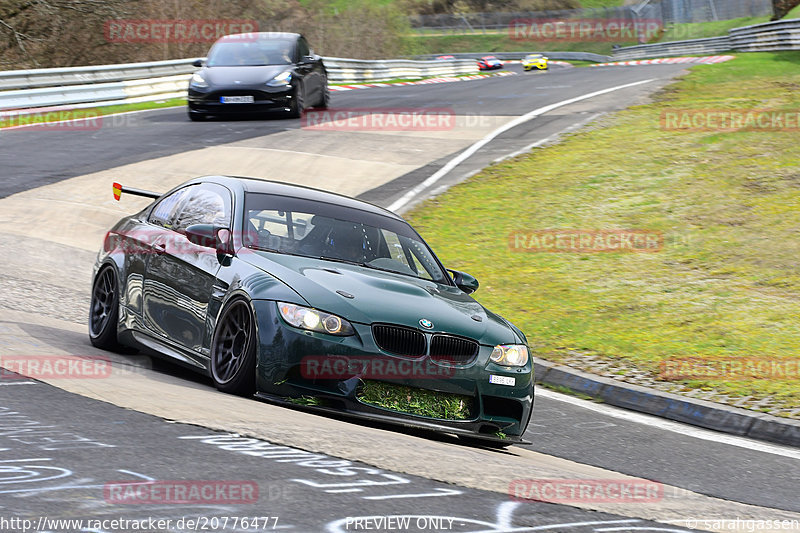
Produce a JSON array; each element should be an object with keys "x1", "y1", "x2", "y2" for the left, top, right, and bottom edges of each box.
[
  {"x1": 278, "y1": 302, "x2": 355, "y2": 336},
  {"x1": 190, "y1": 72, "x2": 208, "y2": 88},
  {"x1": 267, "y1": 71, "x2": 292, "y2": 87},
  {"x1": 490, "y1": 344, "x2": 529, "y2": 367}
]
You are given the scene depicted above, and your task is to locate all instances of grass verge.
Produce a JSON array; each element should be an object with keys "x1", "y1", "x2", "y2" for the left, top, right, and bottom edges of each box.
[{"x1": 406, "y1": 52, "x2": 800, "y2": 418}]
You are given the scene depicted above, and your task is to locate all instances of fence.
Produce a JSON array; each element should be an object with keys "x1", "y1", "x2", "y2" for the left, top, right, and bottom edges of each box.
[
  {"x1": 613, "y1": 17, "x2": 800, "y2": 59},
  {"x1": 408, "y1": 0, "x2": 774, "y2": 33},
  {"x1": 0, "y1": 57, "x2": 478, "y2": 113}
]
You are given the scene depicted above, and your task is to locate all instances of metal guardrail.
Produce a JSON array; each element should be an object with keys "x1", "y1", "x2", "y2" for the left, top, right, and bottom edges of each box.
[
  {"x1": 729, "y1": 18, "x2": 800, "y2": 52},
  {"x1": 0, "y1": 57, "x2": 478, "y2": 112},
  {"x1": 613, "y1": 17, "x2": 800, "y2": 59},
  {"x1": 0, "y1": 59, "x2": 197, "y2": 92},
  {"x1": 323, "y1": 57, "x2": 478, "y2": 83},
  {"x1": 612, "y1": 36, "x2": 732, "y2": 60},
  {"x1": 414, "y1": 51, "x2": 611, "y2": 62}
]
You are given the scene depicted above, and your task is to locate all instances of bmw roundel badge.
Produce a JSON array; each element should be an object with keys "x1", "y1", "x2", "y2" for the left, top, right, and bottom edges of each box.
[{"x1": 419, "y1": 318, "x2": 434, "y2": 329}]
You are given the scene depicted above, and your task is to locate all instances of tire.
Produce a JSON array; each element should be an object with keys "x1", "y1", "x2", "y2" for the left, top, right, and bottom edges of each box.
[
  {"x1": 287, "y1": 85, "x2": 304, "y2": 118},
  {"x1": 89, "y1": 266, "x2": 123, "y2": 350},
  {"x1": 210, "y1": 298, "x2": 257, "y2": 396},
  {"x1": 317, "y1": 82, "x2": 330, "y2": 109}
]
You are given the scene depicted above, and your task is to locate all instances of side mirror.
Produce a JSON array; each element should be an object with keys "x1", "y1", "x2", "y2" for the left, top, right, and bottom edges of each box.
[
  {"x1": 449, "y1": 269, "x2": 479, "y2": 294},
  {"x1": 185, "y1": 224, "x2": 233, "y2": 257},
  {"x1": 192, "y1": 58, "x2": 205, "y2": 68},
  {"x1": 301, "y1": 55, "x2": 316, "y2": 64}
]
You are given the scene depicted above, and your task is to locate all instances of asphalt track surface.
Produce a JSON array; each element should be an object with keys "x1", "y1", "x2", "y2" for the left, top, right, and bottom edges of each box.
[{"x1": 1, "y1": 62, "x2": 799, "y2": 532}]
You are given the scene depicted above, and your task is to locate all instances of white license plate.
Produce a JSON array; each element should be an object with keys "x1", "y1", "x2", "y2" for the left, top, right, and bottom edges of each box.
[
  {"x1": 220, "y1": 96, "x2": 254, "y2": 104},
  {"x1": 489, "y1": 375, "x2": 516, "y2": 387}
]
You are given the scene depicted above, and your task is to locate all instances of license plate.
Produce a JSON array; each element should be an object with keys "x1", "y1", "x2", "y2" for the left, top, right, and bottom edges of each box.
[
  {"x1": 220, "y1": 96, "x2": 254, "y2": 104},
  {"x1": 489, "y1": 375, "x2": 515, "y2": 387}
]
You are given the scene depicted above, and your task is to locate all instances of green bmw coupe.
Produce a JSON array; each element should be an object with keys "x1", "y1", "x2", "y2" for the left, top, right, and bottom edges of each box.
[{"x1": 91, "y1": 176, "x2": 533, "y2": 446}]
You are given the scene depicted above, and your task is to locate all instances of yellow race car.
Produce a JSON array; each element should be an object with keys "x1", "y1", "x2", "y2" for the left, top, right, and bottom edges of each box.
[{"x1": 522, "y1": 54, "x2": 548, "y2": 71}]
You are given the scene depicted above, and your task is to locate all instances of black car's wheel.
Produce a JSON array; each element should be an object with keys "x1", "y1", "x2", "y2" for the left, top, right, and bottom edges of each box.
[
  {"x1": 317, "y1": 82, "x2": 330, "y2": 109},
  {"x1": 287, "y1": 85, "x2": 304, "y2": 118},
  {"x1": 211, "y1": 298, "x2": 257, "y2": 395},
  {"x1": 89, "y1": 266, "x2": 122, "y2": 350},
  {"x1": 188, "y1": 110, "x2": 208, "y2": 121}
]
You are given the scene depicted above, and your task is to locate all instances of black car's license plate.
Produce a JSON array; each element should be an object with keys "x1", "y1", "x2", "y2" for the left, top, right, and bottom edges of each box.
[{"x1": 220, "y1": 96, "x2": 254, "y2": 104}]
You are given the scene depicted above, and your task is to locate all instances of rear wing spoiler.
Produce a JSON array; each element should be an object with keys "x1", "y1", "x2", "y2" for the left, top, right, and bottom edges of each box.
[{"x1": 113, "y1": 182, "x2": 161, "y2": 201}]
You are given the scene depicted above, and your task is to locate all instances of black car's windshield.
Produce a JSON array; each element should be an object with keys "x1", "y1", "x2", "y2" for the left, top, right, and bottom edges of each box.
[
  {"x1": 244, "y1": 193, "x2": 449, "y2": 283},
  {"x1": 207, "y1": 39, "x2": 294, "y2": 67}
]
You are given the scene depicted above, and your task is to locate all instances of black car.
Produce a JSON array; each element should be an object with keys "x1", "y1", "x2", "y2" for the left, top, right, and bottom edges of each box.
[
  {"x1": 92, "y1": 177, "x2": 534, "y2": 447},
  {"x1": 187, "y1": 32, "x2": 329, "y2": 120}
]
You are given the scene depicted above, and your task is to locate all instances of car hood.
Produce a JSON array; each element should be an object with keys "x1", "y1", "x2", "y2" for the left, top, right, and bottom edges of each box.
[
  {"x1": 243, "y1": 251, "x2": 520, "y2": 345},
  {"x1": 203, "y1": 65, "x2": 291, "y2": 86}
]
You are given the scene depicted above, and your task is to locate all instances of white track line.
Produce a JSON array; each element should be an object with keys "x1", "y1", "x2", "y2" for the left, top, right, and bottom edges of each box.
[
  {"x1": 535, "y1": 388, "x2": 800, "y2": 460},
  {"x1": 387, "y1": 79, "x2": 655, "y2": 212}
]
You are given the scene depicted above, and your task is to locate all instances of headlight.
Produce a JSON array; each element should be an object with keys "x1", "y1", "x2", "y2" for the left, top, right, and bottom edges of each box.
[
  {"x1": 190, "y1": 72, "x2": 208, "y2": 88},
  {"x1": 278, "y1": 302, "x2": 354, "y2": 336},
  {"x1": 490, "y1": 344, "x2": 529, "y2": 367},
  {"x1": 267, "y1": 71, "x2": 292, "y2": 87}
]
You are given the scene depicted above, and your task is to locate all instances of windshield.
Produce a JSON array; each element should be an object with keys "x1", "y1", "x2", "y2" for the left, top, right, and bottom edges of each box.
[
  {"x1": 243, "y1": 193, "x2": 449, "y2": 284},
  {"x1": 207, "y1": 39, "x2": 295, "y2": 67}
]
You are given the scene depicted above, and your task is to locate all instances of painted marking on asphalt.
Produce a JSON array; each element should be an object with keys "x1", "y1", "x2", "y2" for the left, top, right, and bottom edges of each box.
[
  {"x1": 595, "y1": 527, "x2": 686, "y2": 533},
  {"x1": 536, "y1": 388, "x2": 800, "y2": 460},
  {"x1": 363, "y1": 487, "x2": 463, "y2": 500},
  {"x1": 387, "y1": 79, "x2": 656, "y2": 212},
  {"x1": 493, "y1": 112, "x2": 604, "y2": 164},
  {"x1": 116, "y1": 469, "x2": 155, "y2": 481}
]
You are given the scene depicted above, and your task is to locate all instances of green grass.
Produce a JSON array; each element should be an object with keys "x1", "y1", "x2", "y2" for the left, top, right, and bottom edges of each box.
[
  {"x1": 406, "y1": 52, "x2": 800, "y2": 416},
  {"x1": 357, "y1": 381, "x2": 474, "y2": 420},
  {"x1": 0, "y1": 98, "x2": 185, "y2": 129},
  {"x1": 288, "y1": 396, "x2": 324, "y2": 406},
  {"x1": 786, "y1": 5, "x2": 800, "y2": 18},
  {"x1": 408, "y1": 32, "x2": 626, "y2": 57},
  {"x1": 657, "y1": 16, "x2": 769, "y2": 43}
]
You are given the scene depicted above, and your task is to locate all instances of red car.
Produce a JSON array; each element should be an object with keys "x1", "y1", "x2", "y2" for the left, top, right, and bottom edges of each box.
[{"x1": 477, "y1": 55, "x2": 503, "y2": 71}]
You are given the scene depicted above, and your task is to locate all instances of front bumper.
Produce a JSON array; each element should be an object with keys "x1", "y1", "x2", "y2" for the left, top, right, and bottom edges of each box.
[
  {"x1": 187, "y1": 84, "x2": 294, "y2": 115},
  {"x1": 251, "y1": 301, "x2": 534, "y2": 441},
  {"x1": 524, "y1": 62, "x2": 548, "y2": 70}
]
